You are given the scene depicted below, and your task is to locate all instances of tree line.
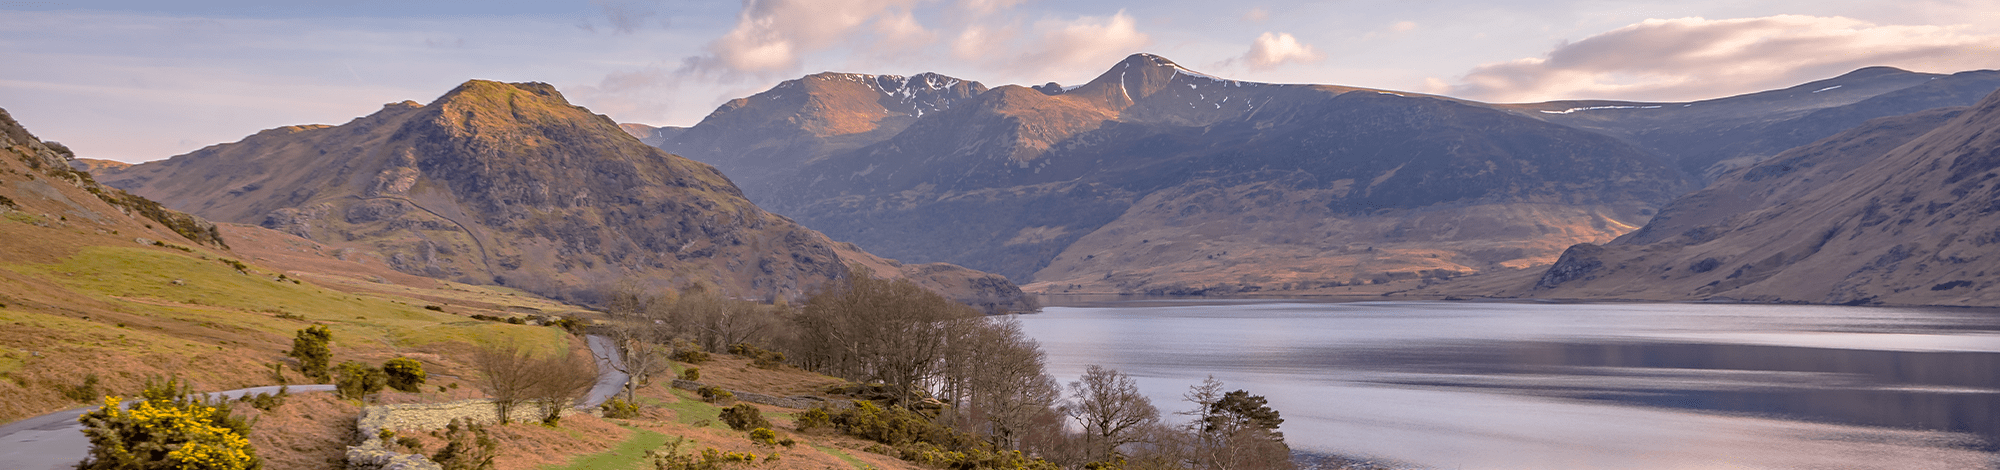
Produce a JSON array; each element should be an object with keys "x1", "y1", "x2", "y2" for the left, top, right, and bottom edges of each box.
[{"x1": 600, "y1": 268, "x2": 1296, "y2": 469}]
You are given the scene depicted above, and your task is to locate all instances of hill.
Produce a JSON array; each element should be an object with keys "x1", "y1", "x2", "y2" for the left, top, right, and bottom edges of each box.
[
  {"x1": 89, "y1": 81, "x2": 1031, "y2": 312},
  {"x1": 1517, "y1": 86, "x2": 2000, "y2": 305}
]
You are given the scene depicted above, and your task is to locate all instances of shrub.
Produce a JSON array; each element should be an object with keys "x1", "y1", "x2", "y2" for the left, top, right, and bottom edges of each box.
[
  {"x1": 546, "y1": 315, "x2": 585, "y2": 335},
  {"x1": 77, "y1": 376, "x2": 260, "y2": 470},
  {"x1": 287, "y1": 325, "x2": 333, "y2": 382},
  {"x1": 601, "y1": 398, "x2": 641, "y2": 419},
  {"x1": 680, "y1": 367, "x2": 700, "y2": 382},
  {"x1": 673, "y1": 348, "x2": 710, "y2": 365},
  {"x1": 697, "y1": 386, "x2": 734, "y2": 404},
  {"x1": 719, "y1": 403, "x2": 770, "y2": 431},
  {"x1": 650, "y1": 437, "x2": 758, "y2": 470},
  {"x1": 395, "y1": 436, "x2": 426, "y2": 453},
  {"x1": 423, "y1": 305, "x2": 444, "y2": 311},
  {"x1": 727, "y1": 343, "x2": 785, "y2": 369},
  {"x1": 794, "y1": 407, "x2": 832, "y2": 431},
  {"x1": 433, "y1": 418, "x2": 497, "y2": 470},
  {"x1": 747, "y1": 427, "x2": 778, "y2": 446},
  {"x1": 383, "y1": 357, "x2": 427, "y2": 392},
  {"x1": 334, "y1": 361, "x2": 387, "y2": 400},
  {"x1": 237, "y1": 386, "x2": 288, "y2": 411}
]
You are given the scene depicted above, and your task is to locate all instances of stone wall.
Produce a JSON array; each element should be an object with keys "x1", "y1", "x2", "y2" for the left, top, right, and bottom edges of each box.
[
  {"x1": 346, "y1": 399, "x2": 598, "y2": 470},
  {"x1": 669, "y1": 379, "x2": 851, "y2": 410}
]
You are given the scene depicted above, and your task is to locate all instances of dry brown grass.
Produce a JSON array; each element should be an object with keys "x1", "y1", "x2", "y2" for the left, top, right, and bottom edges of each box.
[
  {"x1": 691, "y1": 354, "x2": 844, "y2": 398},
  {"x1": 241, "y1": 392, "x2": 362, "y2": 470}
]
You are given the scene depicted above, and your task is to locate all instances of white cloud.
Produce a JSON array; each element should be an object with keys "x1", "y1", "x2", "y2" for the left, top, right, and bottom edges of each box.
[
  {"x1": 1443, "y1": 15, "x2": 2000, "y2": 103},
  {"x1": 1391, "y1": 21, "x2": 1417, "y2": 32},
  {"x1": 1241, "y1": 32, "x2": 1323, "y2": 70},
  {"x1": 685, "y1": 0, "x2": 924, "y2": 77}
]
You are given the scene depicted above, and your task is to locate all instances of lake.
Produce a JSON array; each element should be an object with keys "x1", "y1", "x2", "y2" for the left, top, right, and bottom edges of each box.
[{"x1": 1016, "y1": 300, "x2": 2000, "y2": 469}]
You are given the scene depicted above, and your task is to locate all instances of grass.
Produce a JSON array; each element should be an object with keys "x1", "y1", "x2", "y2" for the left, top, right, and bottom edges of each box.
[
  {"x1": 814, "y1": 444, "x2": 874, "y2": 470},
  {"x1": 540, "y1": 427, "x2": 669, "y2": 470},
  {"x1": 658, "y1": 388, "x2": 727, "y2": 429}
]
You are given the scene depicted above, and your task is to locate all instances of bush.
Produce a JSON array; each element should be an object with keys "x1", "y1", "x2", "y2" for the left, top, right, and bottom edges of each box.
[
  {"x1": 748, "y1": 427, "x2": 778, "y2": 446},
  {"x1": 288, "y1": 325, "x2": 333, "y2": 382},
  {"x1": 673, "y1": 348, "x2": 710, "y2": 364},
  {"x1": 719, "y1": 403, "x2": 770, "y2": 431},
  {"x1": 794, "y1": 407, "x2": 832, "y2": 431},
  {"x1": 546, "y1": 315, "x2": 585, "y2": 335},
  {"x1": 433, "y1": 418, "x2": 497, "y2": 470},
  {"x1": 680, "y1": 367, "x2": 700, "y2": 382},
  {"x1": 334, "y1": 361, "x2": 387, "y2": 400},
  {"x1": 728, "y1": 343, "x2": 785, "y2": 369},
  {"x1": 77, "y1": 377, "x2": 260, "y2": 470},
  {"x1": 650, "y1": 437, "x2": 757, "y2": 470},
  {"x1": 383, "y1": 357, "x2": 427, "y2": 392},
  {"x1": 237, "y1": 386, "x2": 288, "y2": 411},
  {"x1": 697, "y1": 386, "x2": 733, "y2": 404},
  {"x1": 601, "y1": 398, "x2": 641, "y2": 419},
  {"x1": 395, "y1": 436, "x2": 426, "y2": 453}
]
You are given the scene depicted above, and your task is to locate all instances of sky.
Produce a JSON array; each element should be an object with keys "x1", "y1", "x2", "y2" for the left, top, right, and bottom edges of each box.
[{"x1": 2, "y1": 0, "x2": 1997, "y2": 163}]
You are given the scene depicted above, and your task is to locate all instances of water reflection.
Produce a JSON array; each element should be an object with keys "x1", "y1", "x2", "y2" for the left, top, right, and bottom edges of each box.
[{"x1": 1017, "y1": 301, "x2": 2000, "y2": 469}]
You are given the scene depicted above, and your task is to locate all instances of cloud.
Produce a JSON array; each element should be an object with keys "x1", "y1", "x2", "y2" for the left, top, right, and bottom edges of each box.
[
  {"x1": 1442, "y1": 15, "x2": 2000, "y2": 103},
  {"x1": 1011, "y1": 10, "x2": 1150, "y2": 78},
  {"x1": 1243, "y1": 8, "x2": 1269, "y2": 23},
  {"x1": 683, "y1": 0, "x2": 924, "y2": 77},
  {"x1": 594, "y1": 1, "x2": 663, "y2": 34},
  {"x1": 1390, "y1": 21, "x2": 1417, "y2": 32},
  {"x1": 1240, "y1": 32, "x2": 1323, "y2": 70}
]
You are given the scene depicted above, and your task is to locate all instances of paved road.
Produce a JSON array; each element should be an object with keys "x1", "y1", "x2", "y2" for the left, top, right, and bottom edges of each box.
[
  {"x1": 0, "y1": 385, "x2": 337, "y2": 470},
  {"x1": 0, "y1": 334, "x2": 626, "y2": 470}
]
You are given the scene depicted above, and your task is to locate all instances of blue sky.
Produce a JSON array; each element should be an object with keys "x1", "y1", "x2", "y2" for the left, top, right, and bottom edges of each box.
[{"x1": 2, "y1": 0, "x2": 1996, "y2": 163}]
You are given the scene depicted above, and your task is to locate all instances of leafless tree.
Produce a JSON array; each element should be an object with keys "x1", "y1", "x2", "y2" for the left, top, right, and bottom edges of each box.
[
  {"x1": 1066, "y1": 365, "x2": 1160, "y2": 464},
  {"x1": 600, "y1": 286, "x2": 674, "y2": 403},
  {"x1": 472, "y1": 342, "x2": 539, "y2": 424},
  {"x1": 529, "y1": 349, "x2": 600, "y2": 425},
  {"x1": 943, "y1": 316, "x2": 1061, "y2": 450},
  {"x1": 791, "y1": 268, "x2": 977, "y2": 405}
]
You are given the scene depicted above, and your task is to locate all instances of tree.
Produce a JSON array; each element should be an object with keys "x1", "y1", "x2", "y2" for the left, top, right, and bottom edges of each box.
[
  {"x1": 1179, "y1": 376, "x2": 1291, "y2": 470},
  {"x1": 528, "y1": 349, "x2": 599, "y2": 425},
  {"x1": 384, "y1": 357, "x2": 427, "y2": 393},
  {"x1": 287, "y1": 325, "x2": 332, "y2": 382},
  {"x1": 600, "y1": 285, "x2": 674, "y2": 403},
  {"x1": 77, "y1": 376, "x2": 261, "y2": 470},
  {"x1": 1065, "y1": 365, "x2": 1159, "y2": 464},
  {"x1": 943, "y1": 316, "x2": 1061, "y2": 451},
  {"x1": 792, "y1": 267, "x2": 978, "y2": 406},
  {"x1": 472, "y1": 343, "x2": 539, "y2": 424}
]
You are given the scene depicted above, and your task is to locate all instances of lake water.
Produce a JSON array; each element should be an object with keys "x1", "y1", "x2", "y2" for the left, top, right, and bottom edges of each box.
[{"x1": 1016, "y1": 300, "x2": 2000, "y2": 469}]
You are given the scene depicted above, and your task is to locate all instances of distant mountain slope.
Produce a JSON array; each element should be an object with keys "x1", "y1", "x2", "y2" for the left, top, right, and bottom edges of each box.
[
  {"x1": 663, "y1": 54, "x2": 1688, "y2": 293},
  {"x1": 659, "y1": 72, "x2": 986, "y2": 200},
  {"x1": 92, "y1": 81, "x2": 1031, "y2": 310},
  {"x1": 1522, "y1": 86, "x2": 2000, "y2": 306},
  {"x1": 1507, "y1": 67, "x2": 2000, "y2": 179}
]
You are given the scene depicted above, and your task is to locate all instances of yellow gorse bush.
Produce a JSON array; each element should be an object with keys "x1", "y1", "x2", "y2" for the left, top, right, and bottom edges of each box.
[{"x1": 77, "y1": 378, "x2": 262, "y2": 470}]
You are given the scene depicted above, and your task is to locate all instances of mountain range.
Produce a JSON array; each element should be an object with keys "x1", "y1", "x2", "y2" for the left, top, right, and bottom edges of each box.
[
  {"x1": 647, "y1": 53, "x2": 2000, "y2": 297},
  {"x1": 85, "y1": 81, "x2": 1032, "y2": 311}
]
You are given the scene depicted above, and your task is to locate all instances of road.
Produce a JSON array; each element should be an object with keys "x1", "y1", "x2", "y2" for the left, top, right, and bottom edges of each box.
[{"x1": 0, "y1": 334, "x2": 624, "y2": 470}]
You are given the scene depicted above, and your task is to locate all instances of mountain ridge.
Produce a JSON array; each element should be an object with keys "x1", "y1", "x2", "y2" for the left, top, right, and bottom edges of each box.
[{"x1": 91, "y1": 80, "x2": 1034, "y2": 311}]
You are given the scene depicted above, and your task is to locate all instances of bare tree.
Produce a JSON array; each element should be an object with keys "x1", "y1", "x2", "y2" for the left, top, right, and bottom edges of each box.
[
  {"x1": 1066, "y1": 365, "x2": 1160, "y2": 464},
  {"x1": 529, "y1": 349, "x2": 600, "y2": 425},
  {"x1": 473, "y1": 343, "x2": 539, "y2": 424},
  {"x1": 791, "y1": 267, "x2": 978, "y2": 406},
  {"x1": 947, "y1": 317, "x2": 1061, "y2": 450},
  {"x1": 601, "y1": 286, "x2": 674, "y2": 403}
]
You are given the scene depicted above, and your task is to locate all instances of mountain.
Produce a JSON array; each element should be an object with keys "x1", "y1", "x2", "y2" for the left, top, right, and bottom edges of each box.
[
  {"x1": 1507, "y1": 67, "x2": 2000, "y2": 180},
  {"x1": 656, "y1": 54, "x2": 1690, "y2": 293},
  {"x1": 659, "y1": 72, "x2": 987, "y2": 199},
  {"x1": 1, "y1": 108, "x2": 223, "y2": 248},
  {"x1": 1521, "y1": 86, "x2": 2000, "y2": 306},
  {"x1": 91, "y1": 80, "x2": 1032, "y2": 311}
]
